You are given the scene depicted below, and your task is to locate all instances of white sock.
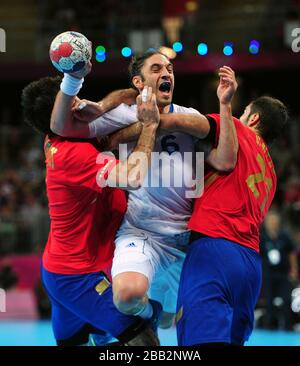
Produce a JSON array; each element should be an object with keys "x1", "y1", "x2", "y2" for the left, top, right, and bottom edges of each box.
[{"x1": 134, "y1": 302, "x2": 153, "y2": 319}]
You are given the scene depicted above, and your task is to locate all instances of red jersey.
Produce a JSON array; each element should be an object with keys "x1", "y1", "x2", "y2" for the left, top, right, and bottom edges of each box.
[
  {"x1": 42, "y1": 135, "x2": 127, "y2": 274},
  {"x1": 189, "y1": 114, "x2": 277, "y2": 252}
]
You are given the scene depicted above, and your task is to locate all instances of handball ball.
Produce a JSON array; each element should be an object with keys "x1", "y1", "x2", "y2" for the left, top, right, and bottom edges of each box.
[{"x1": 49, "y1": 31, "x2": 92, "y2": 73}]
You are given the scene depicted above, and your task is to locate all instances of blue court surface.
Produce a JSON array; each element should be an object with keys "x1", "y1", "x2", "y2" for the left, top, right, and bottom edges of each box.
[{"x1": 0, "y1": 321, "x2": 300, "y2": 346}]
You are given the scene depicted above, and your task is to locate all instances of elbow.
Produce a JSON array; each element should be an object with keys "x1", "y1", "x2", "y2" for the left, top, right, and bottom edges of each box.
[
  {"x1": 220, "y1": 161, "x2": 236, "y2": 173},
  {"x1": 216, "y1": 156, "x2": 238, "y2": 173},
  {"x1": 50, "y1": 119, "x2": 69, "y2": 137},
  {"x1": 50, "y1": 118, "x2": 62, "y2": 136},
  {"x1": 220, "y1": 146, "x2": 239, "y2": 172}
]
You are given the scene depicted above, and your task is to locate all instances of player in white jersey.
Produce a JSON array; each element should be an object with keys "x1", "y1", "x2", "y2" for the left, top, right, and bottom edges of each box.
[
  {"x1": 89, "y1": 101, "x2": 199, "y2": 326},
  {"x1": 51, "y1": 51, "x2": 238, "y2": 329},
  {"x1": 89, "y1": 102, "x2": 198, "y2": 236}
]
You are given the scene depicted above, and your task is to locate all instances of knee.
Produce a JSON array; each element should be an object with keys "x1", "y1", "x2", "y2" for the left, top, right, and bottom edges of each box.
[{"x1": 113, "y1": 273, "x2": 149, "y2": 313}]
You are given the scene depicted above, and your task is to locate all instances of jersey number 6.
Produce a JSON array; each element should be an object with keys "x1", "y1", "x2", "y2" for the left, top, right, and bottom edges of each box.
[{"x1": 161, "y1": 135, "x2": 180, "y2": 155}]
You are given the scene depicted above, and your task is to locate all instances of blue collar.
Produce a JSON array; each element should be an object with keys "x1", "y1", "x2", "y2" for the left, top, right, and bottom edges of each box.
[{"x1": 168, "y1": 103, "x2": 174, "y2": 113}]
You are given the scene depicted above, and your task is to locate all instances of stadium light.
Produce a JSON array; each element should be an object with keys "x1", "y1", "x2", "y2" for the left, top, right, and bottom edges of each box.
[
  {"x1": 121, "y1": 47, "x2": 132, "y2": 58},
  {"x1": 197, "y1": 43, "x2": 208, "y2": 56},
  {"x1": 172, "y1": 41, "x2": 183, "y2": 53},
  {"x1": 95, "y1": 45, "x2": 106, "y2": 56},
  {"x1": 96, "y1": 53, "x2": 106, "y2": 62},
  {"x1": 223, "y1": 42, "x2": 234, "y2": 56},
  {"x1": 249, "y1": 40, "x2": 260, "y2": 54}
]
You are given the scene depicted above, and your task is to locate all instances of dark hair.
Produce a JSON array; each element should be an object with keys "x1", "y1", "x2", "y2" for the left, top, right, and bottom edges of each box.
[
  {"x1": 249, "y1": 96, "x2": 288, "y2": 144},
  {"x1": 21, "y1": 76, "x2": 61, "y2": 135},
  {"x1": 128, "y1": 49, "x2": 169, "y2": 88}
]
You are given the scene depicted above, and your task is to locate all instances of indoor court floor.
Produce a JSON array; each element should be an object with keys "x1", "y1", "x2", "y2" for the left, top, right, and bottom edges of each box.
[{"x1": 0, "y1": 321, "x2": 300, "y2": 346}]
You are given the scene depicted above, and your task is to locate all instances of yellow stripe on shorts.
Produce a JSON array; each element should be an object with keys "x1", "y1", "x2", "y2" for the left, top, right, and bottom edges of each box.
[
  {"x1": 175, "y1": 306, "x2": 183, "y2": 323},
  {"x1": 95, "y1": 277, "x2": 111, "y2": 295}
]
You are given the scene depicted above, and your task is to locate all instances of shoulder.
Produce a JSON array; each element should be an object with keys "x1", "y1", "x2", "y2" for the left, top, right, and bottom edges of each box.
[
  {"x1": 112, "y1": 103, "x2": 136, "y2": 113},
  {"x1": 206, "y1": 113, "x2": 243, "y2": 126},
  {"x1": 93, "y1": 103, "x2": 137, "y2": 128},
  {"x1": 44, "y1": 137, "x2": 100, "y2": 174},
  {"x1": 106, "y1": 103, "x2": 136, "y2": 119},
  {"x1": 172, "y1": 104, "x2": 201, "y2": 115},
  {"x1": 62, "y1": 139, "x2": 100, "y2": 165},
  {"x1": 206, "y1": 113, "x2": 220, "y2": 123}
]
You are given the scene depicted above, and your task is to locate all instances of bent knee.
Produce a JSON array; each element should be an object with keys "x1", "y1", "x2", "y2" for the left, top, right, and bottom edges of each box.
[{"x1": 113, "y1": 272, "x2": 149, "y2": 311}]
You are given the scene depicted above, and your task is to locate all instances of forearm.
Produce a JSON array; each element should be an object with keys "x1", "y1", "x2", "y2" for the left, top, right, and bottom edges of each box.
[
  {"x1": 130, "y1": 122, "x2": 158, "y2": 164},
  {"x1": 98, "y1": 88, "x2": 138, "y2": 114},
  {"x1": 101, "y1": 112, "x2": 210, "y2": 150},
  {"x1": 207, "y1": 103, "x2": 238, "y2": 172},
  {"x1": 159, "y1": 113, "x2": 210, "y2": 138},
  {"x1": 105, "y1": 122, "x2": 143, "y2": 150},
  {"x1": 51, "y1": 91, "x2": 90, "y2": 137},
  {"x1": 51, "y1": 91, "x2": 75, "y2": 135},
  {"x1": 218, "y1": 103, "x2": 238, "y2": 167},
  {"x1": 109, "y1": 123, "x2": 158, "y2": 189},
  {"x1": 105, "y1": 119, "x2": 170, "y2": 151}
]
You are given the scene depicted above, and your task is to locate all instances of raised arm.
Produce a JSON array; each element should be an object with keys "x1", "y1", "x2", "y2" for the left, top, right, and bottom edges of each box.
[
  {"x1": 206, "y1": 66, "x2": 239, "y2": 172},
  {"x1": 159, "y1": 113, "x2": 210, "y2": 138},
  {"x1": 50, "y1": 63, "x2": 92, "y2": 138},
  {"x1": 50, "y1": 64, "x2": 137, "y2": 138}
]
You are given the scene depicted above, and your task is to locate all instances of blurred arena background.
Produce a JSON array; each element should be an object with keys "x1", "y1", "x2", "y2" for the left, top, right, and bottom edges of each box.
[{"x1": 1, "y1": 0, "x2": 300, "y2": 346}]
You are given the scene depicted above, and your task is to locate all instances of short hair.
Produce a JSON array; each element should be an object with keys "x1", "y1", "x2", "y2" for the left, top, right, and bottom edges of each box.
[
  {"x1": 128, "y1": 49, "x2": 169, "y2": 88},
  {"x1": 249, "y1": 96, "x2": 288, "y2": 144},
  {"x1": 21, "y1": 76, "x2": 61, "y2": 135}
]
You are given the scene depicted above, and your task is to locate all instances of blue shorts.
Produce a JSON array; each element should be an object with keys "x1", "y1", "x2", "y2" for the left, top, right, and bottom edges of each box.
[
  {"x1": 176, "y1": 237, "x2": 262, "y2": 346},
  {"x1": 41, "y1": 264, "x2": 137, "y2": 344}
]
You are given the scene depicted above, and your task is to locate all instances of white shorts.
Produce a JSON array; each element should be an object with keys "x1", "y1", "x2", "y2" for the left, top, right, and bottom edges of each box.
[{"x1": 111, "y1": 220, "x2": 190, "y2": 314}]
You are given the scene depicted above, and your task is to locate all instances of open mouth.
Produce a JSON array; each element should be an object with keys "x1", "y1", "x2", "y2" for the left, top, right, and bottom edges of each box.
[{"x1": 159, "y1": 81, "x2": 171, "y2": 93}]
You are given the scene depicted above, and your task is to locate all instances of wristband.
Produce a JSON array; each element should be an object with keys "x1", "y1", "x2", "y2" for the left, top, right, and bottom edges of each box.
[{"x1": 60, "y1": 73, "x2": 84, "y2": 96}]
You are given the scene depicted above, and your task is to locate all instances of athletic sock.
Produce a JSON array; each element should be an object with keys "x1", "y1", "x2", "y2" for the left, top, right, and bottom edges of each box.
[{"x1": 134, "y1": 301, "x2": 153, "y2": 319}]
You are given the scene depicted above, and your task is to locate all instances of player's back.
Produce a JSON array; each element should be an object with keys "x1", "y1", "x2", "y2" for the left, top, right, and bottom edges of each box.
[
  {"x1": 42, "y1": 136, "x2": 127, "y2": 274},
  {"x1": 189, "y1": 114, "x2": 277, "y2": 252}
]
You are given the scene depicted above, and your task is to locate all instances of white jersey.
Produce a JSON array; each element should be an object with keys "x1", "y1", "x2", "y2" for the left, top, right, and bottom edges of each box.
[{"x1": 90, "y1": 103, "x2": 200, "y2": 235}]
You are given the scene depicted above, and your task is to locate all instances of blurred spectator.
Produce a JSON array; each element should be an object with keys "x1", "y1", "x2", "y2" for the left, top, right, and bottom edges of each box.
[
  {"x1": 0, "y1": 169, "x2": 21, "y2": 254},
  {"x1": 19, "y1": 192, "x2": 46, "y2": 252},
  {"x1": 260, "y1": 210, "x2": 299, "y2": 330},
  {"x1": 284, "y1": 176, "x2": 300, "y2": 228},
  {"x1": 284, "y1": 177, "x2": 300, "y2": 204},
  {"x1": 0, "y1": 124, "x2": 49, "y2": 254},
  {"x1": 0, "y1": 262, "x2": 18, "y2": 290}
]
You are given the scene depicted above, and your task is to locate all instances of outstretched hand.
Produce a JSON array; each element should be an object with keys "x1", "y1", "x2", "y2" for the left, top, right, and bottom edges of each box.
[{"x1": 217, "y1": 66, "x2": 238, "y2": 105}]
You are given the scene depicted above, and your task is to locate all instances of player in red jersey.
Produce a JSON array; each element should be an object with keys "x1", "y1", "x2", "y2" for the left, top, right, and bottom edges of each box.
[
  {"x1": 176, "y1": 88, "x2": 289, "y2": 344},
  {"x1": 21, "y1": 74, "x2": 161, "y2": 346}
]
